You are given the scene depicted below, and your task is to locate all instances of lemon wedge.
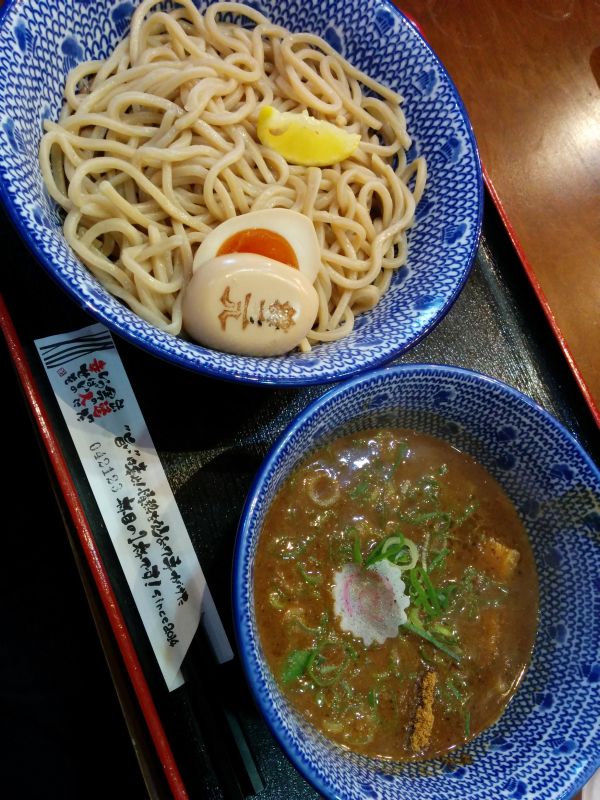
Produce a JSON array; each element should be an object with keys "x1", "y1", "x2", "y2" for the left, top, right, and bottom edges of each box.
[{"x1": 257, "y1": 105, "x2": 361, "y2": 167}]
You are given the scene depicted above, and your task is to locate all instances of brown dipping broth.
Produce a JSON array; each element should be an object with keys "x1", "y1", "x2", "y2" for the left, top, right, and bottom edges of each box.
[{"x1": 254, "y1": 429, "x2": 538, "y2": 761}]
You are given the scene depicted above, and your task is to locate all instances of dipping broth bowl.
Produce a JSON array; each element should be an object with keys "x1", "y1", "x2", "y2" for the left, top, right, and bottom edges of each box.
[{"x1": 233, "y1": 363, "x2": 600, "y2": 800}]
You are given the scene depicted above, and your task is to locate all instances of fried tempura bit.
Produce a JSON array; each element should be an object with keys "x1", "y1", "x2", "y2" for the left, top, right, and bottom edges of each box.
[
  {"x1": 479, "y1": 607, "x2": 502, "y2": 666},
  {"x1": 478, "y1": 536, "x2": 520, "y2": 582},
  {"x1": 410, "y1": 670, "x2": 437, "y2": 753}
]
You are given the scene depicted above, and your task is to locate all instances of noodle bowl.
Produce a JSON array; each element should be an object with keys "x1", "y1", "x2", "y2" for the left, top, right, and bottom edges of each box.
[{"x1": 39, "y1": 0, "x2": 426, "y2": 352}]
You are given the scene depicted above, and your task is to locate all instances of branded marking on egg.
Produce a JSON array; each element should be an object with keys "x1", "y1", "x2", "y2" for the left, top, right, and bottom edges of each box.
[{"x1": 183, "y1": 253, "x2": 319, "y2": 356}]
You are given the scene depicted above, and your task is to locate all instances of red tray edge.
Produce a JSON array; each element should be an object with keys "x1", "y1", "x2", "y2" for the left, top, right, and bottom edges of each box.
[
  {"x1": 1, "y1": 12, "x2": 598, "y2": 794},
  {"x1": 0, "y1": 292, "x2": 190, "y2": 800},
  {"x1": 481, "y1": 167, "x2": 600, "y2": 428},
  {"x1": 401, "y1": 7, "x2": 600, "y2": 430}
]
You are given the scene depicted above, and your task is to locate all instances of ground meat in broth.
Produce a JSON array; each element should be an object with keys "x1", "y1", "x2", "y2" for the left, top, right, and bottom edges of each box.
[{"x1": 254, "y1": 429, "x2": 538, "y2": 761}]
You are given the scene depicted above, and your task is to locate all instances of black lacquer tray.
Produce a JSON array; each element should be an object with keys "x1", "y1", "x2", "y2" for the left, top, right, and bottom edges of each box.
[{"x1": 1, "y1": 192, "x2": 598, "y2": 799}]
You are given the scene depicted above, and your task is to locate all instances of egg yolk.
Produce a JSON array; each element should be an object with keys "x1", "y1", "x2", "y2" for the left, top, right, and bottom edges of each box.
[{"x1": 216, "y1": 228, "x2": 298, "y2": 269}]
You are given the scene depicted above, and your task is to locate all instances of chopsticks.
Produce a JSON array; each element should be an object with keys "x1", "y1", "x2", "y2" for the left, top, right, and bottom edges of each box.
[{"x1": 181, "y1": 628, "x2": 265, "y2": 799}]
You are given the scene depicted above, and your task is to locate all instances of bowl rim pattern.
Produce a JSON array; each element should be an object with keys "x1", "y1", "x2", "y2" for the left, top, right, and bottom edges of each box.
[
  {"x1": 232, "y1": 362, "x2": 600, "y2": 799},
  {"x1": 0, "y1": 0, "x2": 483, "y2": 386}
]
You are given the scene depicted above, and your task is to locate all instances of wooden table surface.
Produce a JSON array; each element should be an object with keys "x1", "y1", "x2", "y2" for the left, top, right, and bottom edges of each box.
[
  {"x1": 397, "y1": 0, "x2": 600, "y2": 427},
  {"x1": 394, "y1": 3, "x2": 599, "y2": 791}
]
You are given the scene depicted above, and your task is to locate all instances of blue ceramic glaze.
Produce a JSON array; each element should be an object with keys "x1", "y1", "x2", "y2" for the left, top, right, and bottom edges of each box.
[
  {"x1": 0, "y1": 0, "x2": 482, "y2": 385},
  {"x1": 234, "y1": 364, "x2": 600, "y2": 799}
]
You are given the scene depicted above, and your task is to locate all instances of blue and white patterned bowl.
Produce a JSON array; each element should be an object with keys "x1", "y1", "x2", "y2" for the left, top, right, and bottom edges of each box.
[
  {"x1": 233, "y1": 364, "x2": 600, "y2": 799},
  {"x1": 0, "y1": 0, "x2": 482, "y2": 385}
]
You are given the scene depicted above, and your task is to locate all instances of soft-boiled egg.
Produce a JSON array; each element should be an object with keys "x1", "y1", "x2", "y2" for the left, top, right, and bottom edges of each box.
[
  {"x1": 183, "y1": 253, "x2": 319, "y2": 356},
  {"x1": 192, "y1": 209, "x2": 321, "y2": 284}
]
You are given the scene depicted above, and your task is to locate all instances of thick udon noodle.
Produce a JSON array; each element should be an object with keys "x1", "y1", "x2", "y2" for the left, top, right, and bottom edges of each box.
[{"x1": 40, "y1": 0, "x2": 426, "y2": 350}]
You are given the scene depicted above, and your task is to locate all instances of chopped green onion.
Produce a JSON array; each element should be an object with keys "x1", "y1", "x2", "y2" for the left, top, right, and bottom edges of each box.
[
  {"x1": 288, "y1": 614, "x2": 323, "y2": 635},
  {"x1": 368, "y1": 689, "x2": 377, "y2": 709},
  {"x1": 419, "y1": 646, "x2": 436, "y2": 666},
  {"x1": 366, "y1": 535, "x2": 418, "y2": 571},
  {"x1": 353, "y1": 530, "x2": 363, "y2": 564},
  {"x1": 399, "y1": 538, "x2": 419, "y2": 571},
  {"x1": 373, "y1": 671, "x2": 391, "y2": 681},
  {"x1": 455, "y1": 501, "x2": 478, "y2": 527},
  {"x1": 317, "y1": 663, "x2": 343, "y2": 675},
  {"x1": 364, "y1": 541, "x2": 385, "y2": 566},
  {"x1": 281, "y1": 649, "x2": 315, "y2": 683},
  {"x1": 403, "y1": 622, "x2": 462, "y2": 662},
  {"x1": 390, "y1": 441, "x2": 409, "y2": 475},
  {"x1": 351, "y1": 481, "x2": 369, "y2": 499},
  {"x1": 428, "y1": 548, "x2": 450, "y2": 572},
  {"x1": 437, "y1": 583, "x2": 457, "y2": 610},
  {"x1": 278, "y1": 540, "x2": 309, "y2": 560},
  {"x1": 445, "y1": 677, "x2": 464, "y2": 702},
  {"x1": 308, "y1": 642, "x2": 356, "y2": 687},
  {"x1": 413, "y1": 511, "x2": 452, "y2": 529},
  {"x1": 408, "y1": 607, "x2": 424, "y2": 629},
  {"x1": 382, "y1": 535, "x2": 406, "y2": 553},
  {"x1": 464, "y1": 709, "x2": 471, "y2": 738},
  {"x1": 431, "y1": 623, "x2": 456, "y2": 640},
  {"x1": 318, "y1": 611, "x2": 329, "y2": 629},
  {"x1": 408, "y1": 568, "x2": 436, "y2": 616},
  {"x1": 268, "y1": 591, "x2": 286, "y2": 609},
  {"x1": 297, "y1": 563, "x2": 322, "y2": 585},
  {"x1": 364, "y1": 534, "x2": 418, "y2": 571},
  {"x1": 421, "y1": 531, "x2": 431, "y2": 571},
  {"x1": 419, "y1": 567, "x2": 441, "y2": 612}
]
